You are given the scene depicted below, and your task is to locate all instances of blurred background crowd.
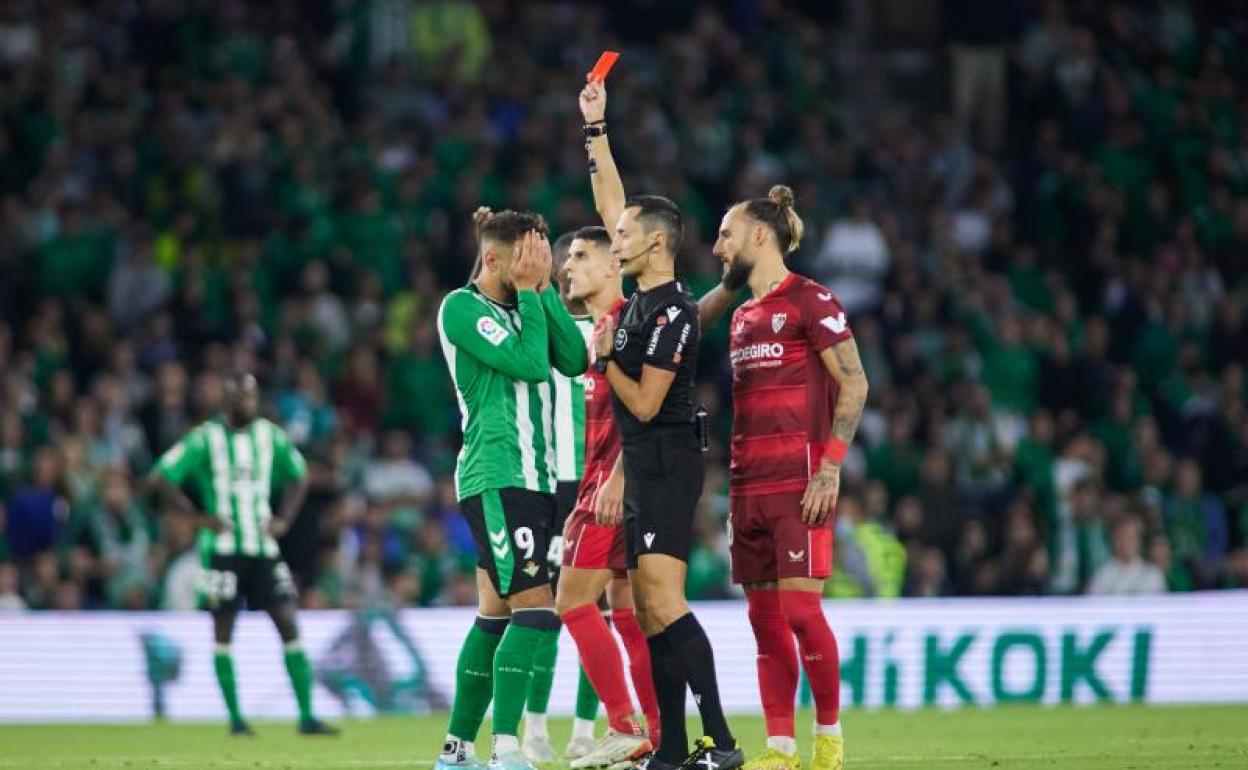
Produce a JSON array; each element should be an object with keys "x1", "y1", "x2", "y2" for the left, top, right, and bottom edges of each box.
[{"x1": 0, "y1": 0, "x2": 1245, "y2": 611}]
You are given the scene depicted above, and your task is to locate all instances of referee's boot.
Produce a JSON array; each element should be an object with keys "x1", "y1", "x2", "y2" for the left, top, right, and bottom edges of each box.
[
  {"x1": 229, "y1": 720, "x2": 256, "y2": 737},
  {"x1": 679, "y1": 737, "x2": 744, "y2": 770},
  {"x1": 298, "y1": 717, "x2": 340, "y2": 736}
]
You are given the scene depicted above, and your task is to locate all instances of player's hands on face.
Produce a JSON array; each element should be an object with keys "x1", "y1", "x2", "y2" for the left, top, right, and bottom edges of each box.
[
  {"x1": 579, "y1": 81, "x2": 606, "y2": 124},
  {"x1": 801, "y1": 460, "x2": 841, "y2": 525},
  {"x1": 533, "y1": 230, "x2": 553, "y2": 292},
  {"x1": 595, "y1": 467, "x2": 625, "y2": 526},
  {"x1": 510, "y1": 231, "x2": 544, "y2": 291}
]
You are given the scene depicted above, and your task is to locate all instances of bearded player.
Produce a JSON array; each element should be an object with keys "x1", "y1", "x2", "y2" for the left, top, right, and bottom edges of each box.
[{"x1": 711, "y1": 186, "x2": 869, "y2": 770}]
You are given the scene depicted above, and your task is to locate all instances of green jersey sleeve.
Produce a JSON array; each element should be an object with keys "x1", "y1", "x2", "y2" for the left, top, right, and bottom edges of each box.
[
  {"x1": 271, "y1": 425, "x2": 308, "y2": 483},
  {"x1": 542, "y1": 286, "x2": 589, "y2": 378},
  {"x1": 441, "y1": 289, "x2": 551, "y2": 383},
  {"x1": 153, "y1": 428, "x2": 206, "y2": 485}
]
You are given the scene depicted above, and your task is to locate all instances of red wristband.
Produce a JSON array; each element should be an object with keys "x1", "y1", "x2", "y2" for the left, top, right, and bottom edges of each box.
[{"x1": 822, "y1": 437, "x2": 848, "y2": 464}]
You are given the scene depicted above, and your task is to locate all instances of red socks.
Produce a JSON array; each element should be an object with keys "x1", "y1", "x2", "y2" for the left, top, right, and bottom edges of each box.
[
  {"x1": 562, "y1": 603, "x2": 639, "y2": 735},
  {"x1": 612, "y1": 607, "x2": 660, "y2": 741},
  {"x1": 747, "y1": 589, "x2": 799, "y2": 738},
  {"x1": 779, "y1": 589, "x2": 841, "y2": 726}
]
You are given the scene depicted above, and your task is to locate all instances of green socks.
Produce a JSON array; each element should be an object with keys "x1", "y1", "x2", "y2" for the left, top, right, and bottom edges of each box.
[
  {"x1": 493, "y1": 610, "x2": 560, "y2": 738},
  {"x1": 213, "y1": 647, "x2": 244, "y2": 727},
  {"x1": 283, "y1": 643, "x2": 315, "y2": 724},
  {"x1": 525, "y1": 626, "x2": 560, "y2": 715},
  {"x1": 448, "y1": 616, "x2": 509, "y2": 741},
  {"x1": 575, "y1": 664, "x2": 601, "y2": 721}
]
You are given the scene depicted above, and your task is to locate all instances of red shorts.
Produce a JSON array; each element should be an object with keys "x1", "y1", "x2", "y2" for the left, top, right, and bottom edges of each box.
[
  {"x1": 730, "y1": 490, "x2": 834, "y2": 584},
  {"x1": 562, "y1": 507, "x2": 627, "y2": 573}
]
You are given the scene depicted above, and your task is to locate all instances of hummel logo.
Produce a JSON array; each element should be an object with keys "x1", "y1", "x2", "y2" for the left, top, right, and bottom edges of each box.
[
  {"x1": 820, "y1": 312, "x2": 847, "y2": 334},
  {"x1": 490, "y1": 528, "x2": 509, "y2": 560},
  {"x1": 644, "y1": 532, "x2": 656, "y2": 548},
  {"x1": 788, "y1": 550, "x2": 805, "y2": 562},
  {"x1": 804, "y1": 652, "x2": 824, "y2": 662},
  {"x1": 817, "y1": 292, "x2": 833, "y2": 301},
  {"x1": 666, "y1": 306, "x2": 682, "y2": 322}
]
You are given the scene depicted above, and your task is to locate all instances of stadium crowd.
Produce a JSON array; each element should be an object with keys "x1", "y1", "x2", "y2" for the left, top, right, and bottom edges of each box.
[{"x1": 0, "y1": 0, "x2": 1245, "y2": 611}]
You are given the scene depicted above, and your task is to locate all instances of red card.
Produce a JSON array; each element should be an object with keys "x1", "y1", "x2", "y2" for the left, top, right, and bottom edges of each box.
[{"x1": 587, "y1": 51, "x2": 620, "y2": 83}]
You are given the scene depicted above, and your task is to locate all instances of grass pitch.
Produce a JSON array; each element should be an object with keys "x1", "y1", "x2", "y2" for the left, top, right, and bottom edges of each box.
[{"x1": 1, "y1": 706, "x2": 1245, "y2": 769}]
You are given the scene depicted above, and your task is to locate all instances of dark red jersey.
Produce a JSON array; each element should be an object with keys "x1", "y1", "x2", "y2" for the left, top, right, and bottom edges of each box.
[
  {"x1": 729, "y1": 273, "x2": 853, "y2": 495},
  {"x1": 575, "y1": 298, "x2": 625, "y2": 515}
]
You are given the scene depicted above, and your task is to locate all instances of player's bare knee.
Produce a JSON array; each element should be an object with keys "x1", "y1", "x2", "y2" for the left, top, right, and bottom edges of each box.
[
  {"x1": 607, "y1": 578, "x2": 633, "y2": 610},
  {"x1": 645, "y1": 590, "x2": 688, "y2": 629},
  {"x1": 507, "y1": 583, "x2": 554, "y2": 611},
  {"x1": 213, "y1": 611, "x2": 237, "y2": 645},
  {"x1": 554, "y1": 589, "x2": 584, "y2": 616}
]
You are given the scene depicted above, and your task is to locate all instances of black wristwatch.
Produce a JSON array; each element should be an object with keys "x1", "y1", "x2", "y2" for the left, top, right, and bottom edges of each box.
[
  {"x1": 583, "y1": 121, "x2": 607, "y2": 139},
  {"x1": 595, "y1": 355, "x2": 610, "y2": 374}
]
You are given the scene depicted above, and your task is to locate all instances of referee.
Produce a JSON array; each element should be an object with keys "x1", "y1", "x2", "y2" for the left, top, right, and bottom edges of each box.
[{"x1": 592, "y1": 196, "x2": 742, "y2": 770}]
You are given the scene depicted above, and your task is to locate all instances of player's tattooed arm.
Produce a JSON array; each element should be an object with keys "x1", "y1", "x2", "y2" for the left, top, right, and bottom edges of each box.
[
  {"x1": 580, "y1": 81, "x2": 626, "y2": 233},
  {"x1": 821, "y1": 337, "x2": 869, "y2": 444}
]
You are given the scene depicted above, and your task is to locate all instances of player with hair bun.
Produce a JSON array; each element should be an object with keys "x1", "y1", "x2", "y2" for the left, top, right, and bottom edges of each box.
[{"x1": 710, "y1": 186, "x2": 871, "y2": 770}]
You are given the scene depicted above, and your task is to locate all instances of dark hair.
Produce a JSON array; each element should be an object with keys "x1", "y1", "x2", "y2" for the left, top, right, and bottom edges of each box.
[
  {"x1": 741, "y1": 184, "x2": 804, "y2": 254},
  {"x1": 624, "y1": 195, "x2": 683, "y2": 256},
  {"x1": 571, "y1": 225, "x2": 612, "y2": 249},
  {"x1": 478, "y1": 209, "x2": 549, "y2": 246},
  {"x1": 552, "y1": 231, "x2": 577, "y2": 264}
]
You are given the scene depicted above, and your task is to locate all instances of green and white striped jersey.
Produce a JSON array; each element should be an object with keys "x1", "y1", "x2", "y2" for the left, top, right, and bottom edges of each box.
[
  {"x1": 551, "y1": 315, "x2": 593, "y2": 482},
  {"x1": 437, "y1": 283, "x2": 588, "y2": 501},
  {"x1": 154, "y1": 418, "x2": 307, "y2": 559}
]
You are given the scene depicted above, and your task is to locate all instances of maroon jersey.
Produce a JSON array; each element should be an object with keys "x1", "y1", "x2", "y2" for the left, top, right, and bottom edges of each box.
[
  {"x1": 574, "y1": 298, "x2": 626, "y2": 515},
  {"x1": 729, "y1": 273, "x2": 853, "y2": 495}
]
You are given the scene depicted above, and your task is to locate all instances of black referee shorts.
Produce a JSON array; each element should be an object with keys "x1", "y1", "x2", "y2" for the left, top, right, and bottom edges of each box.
[{"x1": 622, "y1": 426, "x2": 704, "y2": 567}]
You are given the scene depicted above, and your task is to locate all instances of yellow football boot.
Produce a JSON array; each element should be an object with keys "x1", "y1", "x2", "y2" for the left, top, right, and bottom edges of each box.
[{"x1": 808, "y1": 735, "x2": 844, "y2": 770}]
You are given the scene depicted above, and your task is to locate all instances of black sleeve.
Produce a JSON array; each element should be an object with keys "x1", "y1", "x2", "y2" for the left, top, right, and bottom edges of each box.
[{"x1": 642, "y1": 303, "x2": 695, "y2": 372}]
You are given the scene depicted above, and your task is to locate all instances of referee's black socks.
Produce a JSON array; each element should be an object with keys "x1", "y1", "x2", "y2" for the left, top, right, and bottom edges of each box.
[{"x1": 661, "y1": 612, "x2": 735, "y2": 753}]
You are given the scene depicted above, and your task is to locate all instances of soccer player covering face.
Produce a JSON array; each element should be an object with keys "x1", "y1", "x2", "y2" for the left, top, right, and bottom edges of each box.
[
  {"x1": 581, "y1": 80, "x2": 743, "y2": 770},
  {"x1": 147, "y1": 373, "x2": 336, "y2": 737},
  {"x1": 713, "y1": 187, "x2": 870, "y2": 770},
  {"x1": 434, "y1": 212, "x2": 589, "y2": 770},
  {"x1": 553, "y1": 226, "x2": 662, "y2": 770}
]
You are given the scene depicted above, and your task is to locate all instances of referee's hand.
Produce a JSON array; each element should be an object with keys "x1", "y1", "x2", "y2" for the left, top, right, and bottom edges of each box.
[
  {"x1": 801, "y1": 460, "x2": 841, "y2": 525},
  {"x1": 594, "y1": 467, "x2": 625, "y2": 526}
]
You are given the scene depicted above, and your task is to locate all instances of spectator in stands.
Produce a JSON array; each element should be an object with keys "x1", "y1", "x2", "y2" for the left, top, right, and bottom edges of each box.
[
  {"x1": 1165, "y1": 459, "x2": 1229, "y2": 591},
  {"x1": 0, "y1": 1, "x2": 1244, "y2": 607},
  {"x1": 1087, "y1": 516, "x2": 1167, "y2": 595}
]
